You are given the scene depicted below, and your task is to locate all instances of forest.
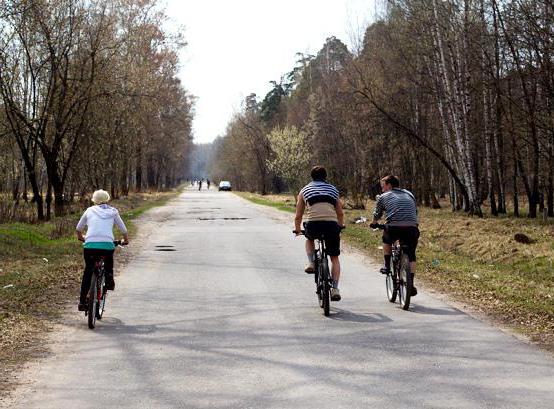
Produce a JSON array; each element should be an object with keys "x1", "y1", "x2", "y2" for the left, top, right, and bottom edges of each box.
[
  {"x1": 209, "y1": 0, "x2": 553, "y2": 219},
  {"x1": 0, "y1": 0, "x2": 194, "y2": 222}
]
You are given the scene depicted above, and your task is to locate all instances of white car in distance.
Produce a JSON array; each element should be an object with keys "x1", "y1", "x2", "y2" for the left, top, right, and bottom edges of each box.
[{"x1": 218, "y1": 181, "x2": 232, "y2": 191}]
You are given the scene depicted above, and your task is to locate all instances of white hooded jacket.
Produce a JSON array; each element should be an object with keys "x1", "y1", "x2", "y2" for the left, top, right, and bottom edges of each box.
[{"x1": 76, "y1": 204, "x2": 128, "y2": 243}]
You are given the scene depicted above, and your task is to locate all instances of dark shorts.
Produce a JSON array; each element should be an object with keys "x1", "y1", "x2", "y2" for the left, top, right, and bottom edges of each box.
[
  {"x1": 382, "y1": 226, "x2": 420, "y2": 262},
  {"x1": 304, "y1": 221, "x2": 341, "y2": 257}
]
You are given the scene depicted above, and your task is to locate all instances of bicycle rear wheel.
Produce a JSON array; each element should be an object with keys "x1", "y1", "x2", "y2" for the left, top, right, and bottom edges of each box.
[
  {"x1": 321, "y1": 258, "x2": 330, "y2": 317},
  {"x1": 88, "y1": 274, "x2": 97, "y2": 329},
  {"x1": 398, "y1": 254, "x2": 412, "y2": 310}
]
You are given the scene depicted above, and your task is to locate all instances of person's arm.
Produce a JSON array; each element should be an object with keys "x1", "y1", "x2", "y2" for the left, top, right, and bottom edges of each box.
[
  {"x1": 294, "y1": 193, "x2": 305, "y2": 235},
  {"x1": 372, "y1": 195, "x2": 384, "y2": 224},
  {"x1": 114, "y1": 211, "x2": 129, "y2": 244},
  {"x1": 76, "y1": 211, "x2": 87, "y2": 242},
  {"x1": 335, "y1": 198, "x2": 345, "y2": 227}
]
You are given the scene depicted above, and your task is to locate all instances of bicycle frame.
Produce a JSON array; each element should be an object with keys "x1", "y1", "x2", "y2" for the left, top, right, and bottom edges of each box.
[
  {"x1": 391, "y1": 242, "x2": 401, "y2": 270},
  {"x1": 313, "y1": 236, "x2": 326, "y2": 280},
  {"x1": 296, "y1": 228, "x2": 333, "y2": 316},
  {"x1": 392, "y1": 241, "x2": 412, "y2": 309},
  {"x1": 373, "y1": 224, "x2": 413, "y2": 310},
  {"x1": 94, "y1": 259, "x2": 106, "y2": 300},
  {"x1": 313, "y1": 235, "x2": 332, "y2": 316},
  {"x1": 87, "y1": 256, "x2": 107, "y2": 329}
]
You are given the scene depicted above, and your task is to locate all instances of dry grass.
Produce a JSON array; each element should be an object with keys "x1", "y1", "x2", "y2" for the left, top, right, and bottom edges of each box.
[{"x1": 238, "y1": 192, "x2": 554, "y2": 352}]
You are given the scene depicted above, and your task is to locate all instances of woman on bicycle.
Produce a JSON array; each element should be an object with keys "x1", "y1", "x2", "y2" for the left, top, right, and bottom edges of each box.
[{"x1": 76, "y1": 189, "x2": 129, "y2": 311}]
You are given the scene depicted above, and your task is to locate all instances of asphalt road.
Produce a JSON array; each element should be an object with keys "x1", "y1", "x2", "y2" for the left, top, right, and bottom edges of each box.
[{"x1": 6, "y1": 190, "x2": 554, "y2": 408}]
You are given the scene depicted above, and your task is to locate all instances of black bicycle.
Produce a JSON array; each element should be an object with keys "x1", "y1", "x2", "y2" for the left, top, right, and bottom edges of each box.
[
  {"x1": 85, "y1": 241, "x2": 125, "y2": 329},
  {"x1": 295, "y1": 229, "x2": 334, "y2": 316},
  {"x1": 372, "y1": 224, "x2": 413, "y2": 310}
]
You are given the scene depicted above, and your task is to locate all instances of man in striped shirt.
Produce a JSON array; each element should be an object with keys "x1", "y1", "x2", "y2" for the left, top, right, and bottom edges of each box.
[
  {"x1": 294, "y1": 166, "x2": 345, "y2": 301},
  {"x1": 371, "y1": 175, "x2": 420, "y2": 296}
]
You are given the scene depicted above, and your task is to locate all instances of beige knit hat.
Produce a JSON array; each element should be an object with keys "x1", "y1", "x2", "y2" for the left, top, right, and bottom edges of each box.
[{"x1": 92, "y1": 189, "x2": 110, "y2": 204}]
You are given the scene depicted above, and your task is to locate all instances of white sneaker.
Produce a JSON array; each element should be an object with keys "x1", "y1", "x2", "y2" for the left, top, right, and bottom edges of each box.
[
  {"x1": 330, "y1": 288, "x2": 341, "y2": 301},
  {"x1": 304, "y1": 262, "x2": 315, "y2": 274}
]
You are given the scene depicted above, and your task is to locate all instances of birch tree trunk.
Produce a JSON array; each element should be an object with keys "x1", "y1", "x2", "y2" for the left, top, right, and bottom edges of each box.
[{"x1": 431, "y1": 0, "x2": 482, "y2": 215}]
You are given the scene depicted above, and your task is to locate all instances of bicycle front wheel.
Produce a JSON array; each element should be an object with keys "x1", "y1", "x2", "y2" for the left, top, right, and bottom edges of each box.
[
  {"x1": 88, "y1": 275, "x2": 97, "y2": 329},
  {"x1": 398, "y1": 254, "x2": 412, "y2": 310}
]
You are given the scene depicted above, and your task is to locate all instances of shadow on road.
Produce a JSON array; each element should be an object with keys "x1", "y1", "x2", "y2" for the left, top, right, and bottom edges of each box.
[
  {"x1": 330, "y1": 308, "x2": 392, "y2": 323},
  {"x1": 94, "y1": 317, "x2": 158, "y2": 335},
  {"x1": 409, "y1": 304, "x2": 464, "y2": 316}
]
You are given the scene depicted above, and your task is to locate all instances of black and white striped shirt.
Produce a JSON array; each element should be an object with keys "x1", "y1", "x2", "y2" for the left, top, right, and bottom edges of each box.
[
  {"x1": 299, "y1": 181, "x2": 339, "y2": 222},
  {"x1": 373, "y1": 188, "x2": 418, "y2": 226}
]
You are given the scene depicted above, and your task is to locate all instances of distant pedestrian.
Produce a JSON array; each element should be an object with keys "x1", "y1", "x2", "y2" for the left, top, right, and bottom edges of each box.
[
  {"x1": 198, "y1": 180, "x2": 203, "y2": 191},
  {"x1": 207, "y1": 180, "x2": 211, "y2": 190}
]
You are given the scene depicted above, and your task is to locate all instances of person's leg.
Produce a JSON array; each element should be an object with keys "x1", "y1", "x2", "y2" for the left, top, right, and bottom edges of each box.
[
  {"x1": 381, "y1": 226, "x2": 394, "y2": 273},
  {"x1": 410, "y1": 227, "x2": 420, "y2": 295},
  {"x1": 80, "y1": 250, "x2": 95, "y2": 305},
  {"x1": 304, "y1": 239, "x2": 315, "y2": 272},
  {"x1": 104, "y1": 250, "x2": 115, "y2": 290},
  {"x1": 408, "y1": 258, "x2": 417, "y2": 296},
  {"x1": 329, "y1": 255, "x2": 341, "y2": 301},
  {"x1": 330, "y1": 255, "x2": 340, "y2": 284},
  {"x1": 305, "y1": 239, "x2": 315, "y2": 260},
  {"x1": 402, "y1": 226, "x2": 419, "y2": 296},
  {"x1": 326, "y1": 224, "x2": 341, "y2": 286},
  {"x1": 383, "y1": 244, "x2": 392, "y2": 271},
  {"x1": 326, "y1": 224, "x2": 342, "y2": 301}
]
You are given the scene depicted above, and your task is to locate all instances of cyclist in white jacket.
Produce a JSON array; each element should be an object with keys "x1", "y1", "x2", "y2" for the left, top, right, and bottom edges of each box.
[{"x1": 76, "y1": 190, "x2": 129, "y2": 311}]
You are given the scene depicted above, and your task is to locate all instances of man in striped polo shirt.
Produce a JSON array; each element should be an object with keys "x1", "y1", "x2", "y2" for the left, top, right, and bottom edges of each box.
[
  {"x1": 371, "y1": 175, "x2": 420, "y2": 296},
  {"x1": 294, "y1": 166, "x2": 345, "y2": 301}
]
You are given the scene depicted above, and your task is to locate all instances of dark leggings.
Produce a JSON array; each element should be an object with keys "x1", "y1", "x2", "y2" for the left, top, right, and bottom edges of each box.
[{"x1": 80, "y1": 249, "x2": 114, "y2": 303}]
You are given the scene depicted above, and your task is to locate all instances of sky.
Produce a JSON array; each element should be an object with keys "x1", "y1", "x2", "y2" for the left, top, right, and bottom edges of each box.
[{"x1": 165, "y1": 0, "x2": 376, "y2": 144}]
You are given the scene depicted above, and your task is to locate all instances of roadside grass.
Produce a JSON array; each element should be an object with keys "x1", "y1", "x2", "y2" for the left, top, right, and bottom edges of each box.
[
  {"x1": 0, "y1": 189, "x2": 182, "y2": 395},
  {"x1": 237, "y1": 192, "x2": 296, "y2": 213},
  {"x1": 237, "y1": 192, "x2": 554, "y2": 352}
]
